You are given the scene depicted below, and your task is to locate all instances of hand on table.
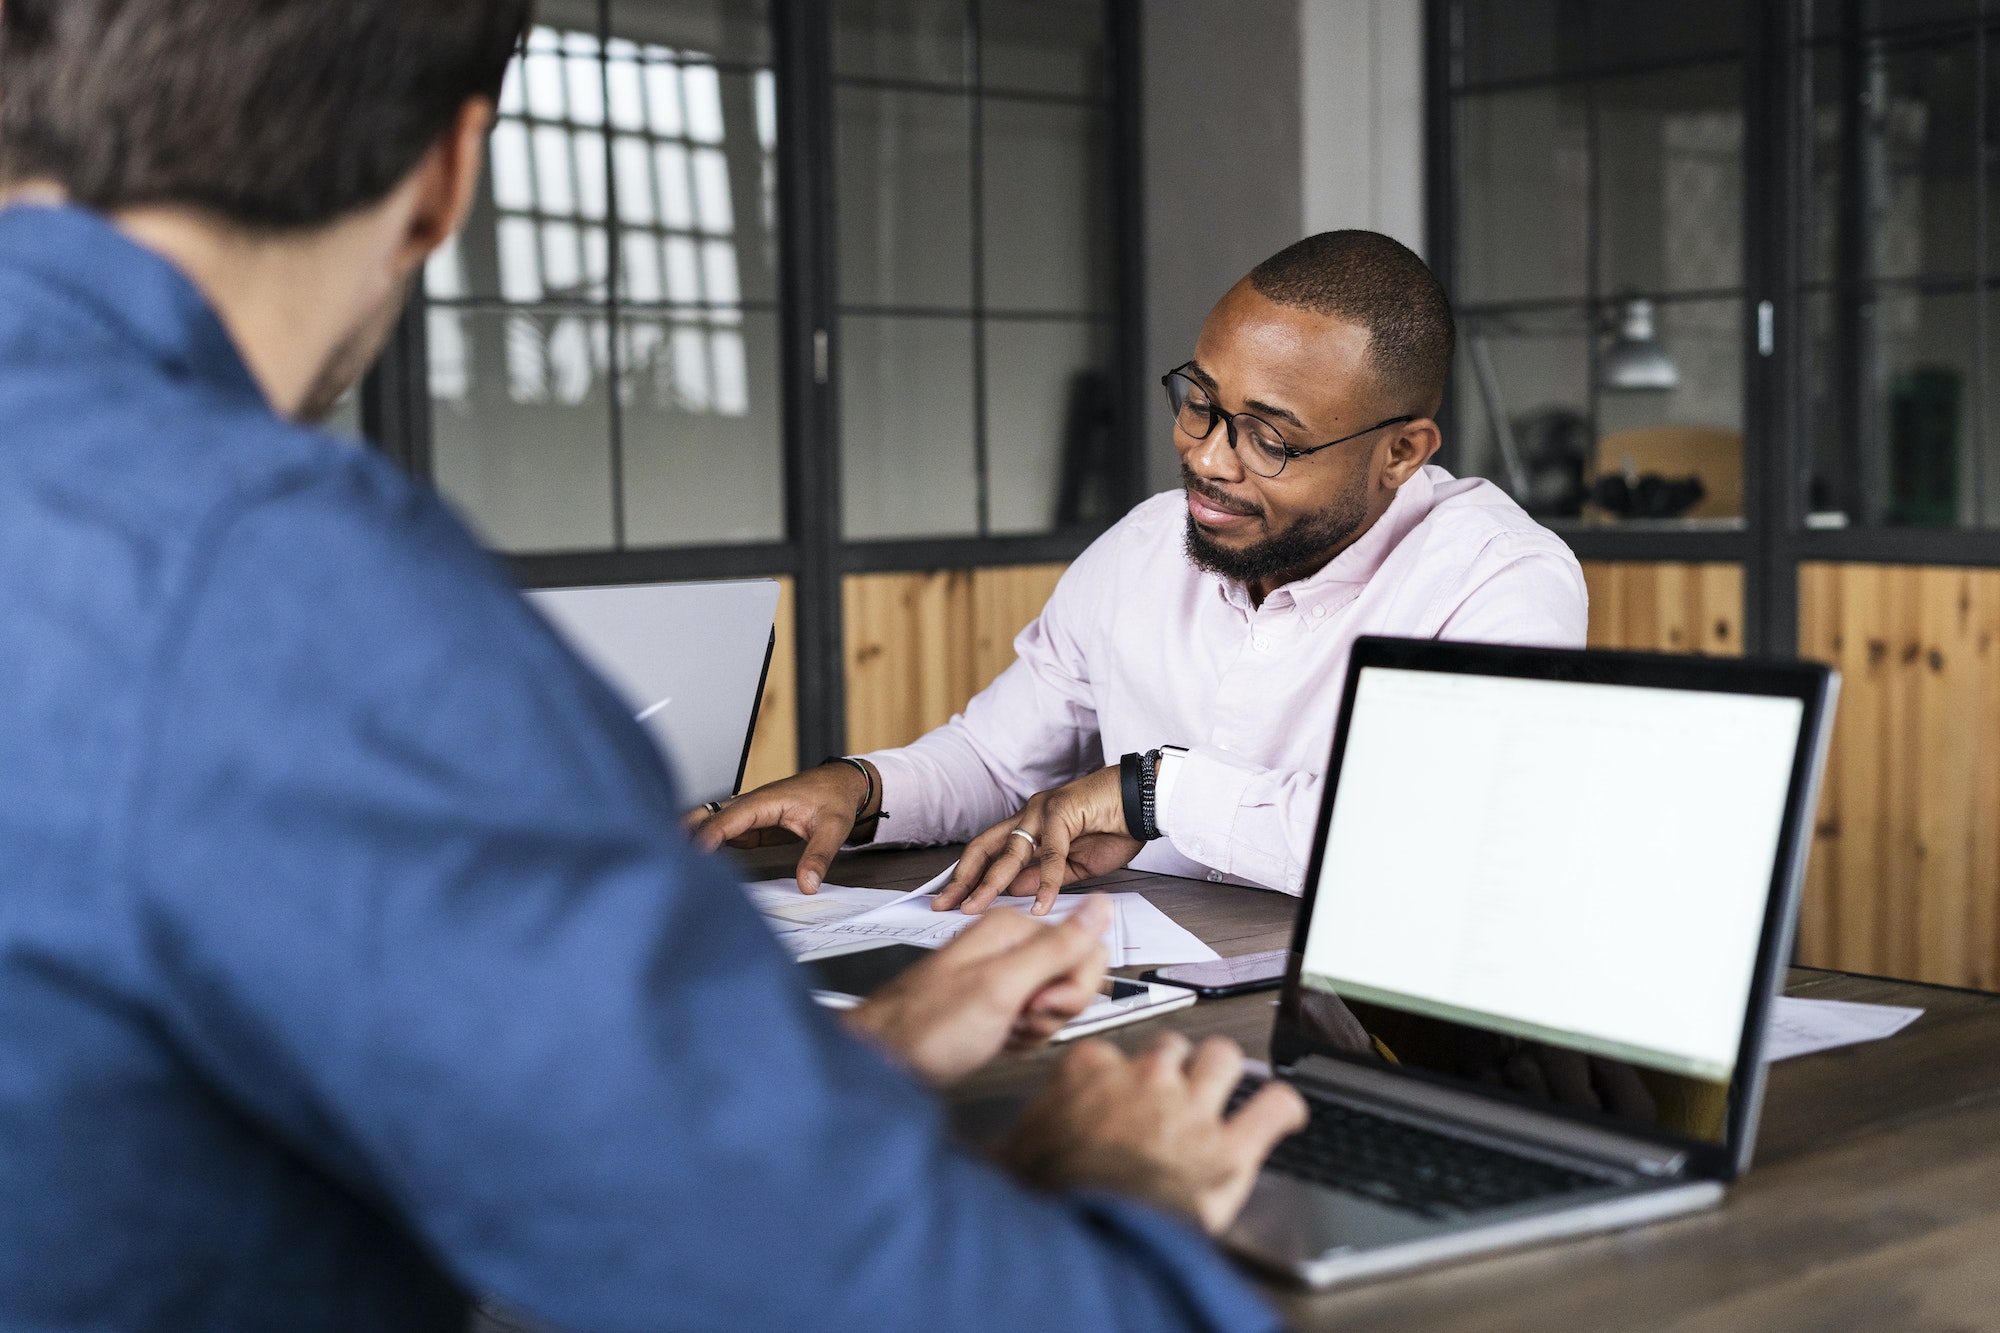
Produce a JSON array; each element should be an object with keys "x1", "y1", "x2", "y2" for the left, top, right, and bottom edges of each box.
[
  {"x1": 995, "y1": 1032, "x2": 1308, "y2": 1235},
  {"x1": 685, "y1": 760, "x2": 880, "y2": 895},
  {"x1": 935, "y1": 765, "x2": 1144, "y2": 917},
  {"x1": 841, "y1": 894, "x2": 1115, "y2": 1088}
]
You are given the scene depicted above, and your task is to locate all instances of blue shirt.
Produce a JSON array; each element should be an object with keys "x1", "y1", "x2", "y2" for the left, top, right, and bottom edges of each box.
[{"x1": 0, "y1": 205, "x2": 1278, "y2": 1333}]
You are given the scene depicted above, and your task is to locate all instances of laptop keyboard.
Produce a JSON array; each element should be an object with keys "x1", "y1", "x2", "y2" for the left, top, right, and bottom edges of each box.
[{"x1": 1231, "y1": 1078, "x2": 1609, "y2": 1220}]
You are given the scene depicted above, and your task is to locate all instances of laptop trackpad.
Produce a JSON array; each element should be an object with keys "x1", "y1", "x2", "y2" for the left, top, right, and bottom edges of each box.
[{"x1": 1226, "y1": 1171, "x2": 1442, "y2": 1269}]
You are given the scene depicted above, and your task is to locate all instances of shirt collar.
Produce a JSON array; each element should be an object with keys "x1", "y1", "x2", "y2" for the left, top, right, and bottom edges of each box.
[
  {"x1": 1207, "y1": 466, "x2": 1439, "y2": 615},
  {"x1": 0, "y1": 203, "x2": 265, "y2": 408}
]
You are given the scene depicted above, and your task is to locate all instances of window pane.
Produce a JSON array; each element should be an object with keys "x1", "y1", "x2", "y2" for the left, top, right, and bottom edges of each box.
[
  {"x1": 1452, "y1": 308, "x2": 1591, "y2": 520},
  {"x1": 609, "y1": 63, "x2": 779, "y2": 307},
  {"x1": 982, "y1": 0, "x2": 1107, "y2": 97},
  {"x1": 1594, "y1": 297, "x2": 1745, "y2": 525},
  {"x1": 835, "y1": 88, "x2": 974, "y2": 308},
  {"x1": 981, "y1": 99, "x2": 1111, "y2": 314},
  {"x1": 1868, "y1": 289, "x2": 1980, "y2": 526},
  {"x1": 608, "y1": 0, "x2": 772, "y2": 65},
  {"x1": 1596, "y1": 63, "x2": 1744, "y2": 295},
  {"x1": 1856, "y1": 0, "x2": 1982, "y2": 34},
  {"x1": 1457, "y1": 86, "x2": 1589, "y2": 303},
  {"x1": 619, "y1": 311, "x2": 784, "y2": 545},
  {"x1": 451, "y1": 23, "x2": 613, "y2": 304},
  {"x1": 984, "y1": 319, "x2": 1112, "y2": 533},
  {"x1": 833, "y1": 0, "x2": 970, "y2": 85},
  {"x1": 839, "y1": 315, "x2": 978, "y2": 538},
  {"x1": 431, "y1": 309, "x2": 617, "y2": 552},
  {"x1": 1805, "y1": 43, "x2": 1843, "y2": 286},
  {"x1": 1862, "y1": 41, "x2": 1978, "y2": 281}
]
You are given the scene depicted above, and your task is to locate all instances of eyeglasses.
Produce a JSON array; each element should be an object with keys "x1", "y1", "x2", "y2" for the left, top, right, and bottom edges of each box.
[{"x1": 1161, "y1": 364, "x2": 1417, "y2": 479}]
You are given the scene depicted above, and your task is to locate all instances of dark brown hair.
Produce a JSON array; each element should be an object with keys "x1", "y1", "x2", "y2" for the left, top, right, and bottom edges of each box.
[
  {"x1": 1249, "y1": 230, "x2": 1457, "y2": 417},
  {"x1": 0, "y1": 0, "x2": 531, "y2": 228}
]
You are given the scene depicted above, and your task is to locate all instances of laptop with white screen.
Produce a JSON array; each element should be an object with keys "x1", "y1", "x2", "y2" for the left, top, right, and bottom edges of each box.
[
  {"x1": 1224, "y1": 636, "x2": 1837, "y2": 1288},
  {"x1": 525, "y1": 579, "x2": 780, "y2": 806}
]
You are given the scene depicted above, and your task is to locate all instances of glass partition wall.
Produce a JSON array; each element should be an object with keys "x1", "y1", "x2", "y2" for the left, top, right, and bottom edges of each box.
[
  {"x1": 358, "y1": 0, "x2": 1140, "y2": 760},
  {"x1": 1431, "y1": 0, "x2": 2000, "y2": 650}
]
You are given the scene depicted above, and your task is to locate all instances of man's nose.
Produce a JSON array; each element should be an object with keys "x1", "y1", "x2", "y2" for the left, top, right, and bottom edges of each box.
[{"x1": 1182, "y1": 417, "x2": 1247, "y2": 483}]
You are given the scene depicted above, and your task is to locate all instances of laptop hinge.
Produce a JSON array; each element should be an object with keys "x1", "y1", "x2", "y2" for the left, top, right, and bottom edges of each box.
[{"x1": 1286, "y1": 1054, "x2": 1693, "y2": 1179}]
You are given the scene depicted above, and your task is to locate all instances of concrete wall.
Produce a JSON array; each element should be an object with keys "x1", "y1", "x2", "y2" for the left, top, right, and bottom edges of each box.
[
  {"x1": 1139, "y1": 0, "x2": 1425, "y2": 494},
  {"x1": 1141, "y1": 0, "x2": 1304, "y2": 493}
]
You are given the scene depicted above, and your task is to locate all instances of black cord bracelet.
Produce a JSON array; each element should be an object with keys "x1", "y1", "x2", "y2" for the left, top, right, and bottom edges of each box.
[
  {"x1": 1138, "y1": 748, "x2": 1162, "y2": 840},
  {"x1": 820, "y1": 755, "x2": 886, "y2": 824}
]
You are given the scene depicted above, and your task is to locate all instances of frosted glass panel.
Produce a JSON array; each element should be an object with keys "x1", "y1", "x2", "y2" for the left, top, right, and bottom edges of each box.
[{"x1": 840, "y1": 315, "x2": 978, "y2": 539}]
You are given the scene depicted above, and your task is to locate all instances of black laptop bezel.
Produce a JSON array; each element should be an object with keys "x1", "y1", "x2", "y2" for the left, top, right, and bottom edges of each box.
[{"x1": 1270, "y1": 636, "x2": 1838, "y2": 1181}]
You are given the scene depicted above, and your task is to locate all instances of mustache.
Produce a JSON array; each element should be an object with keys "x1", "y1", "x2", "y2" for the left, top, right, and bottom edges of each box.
[{"x1": 1180, "y1": 465, "x2": 1262, "y2": 518}]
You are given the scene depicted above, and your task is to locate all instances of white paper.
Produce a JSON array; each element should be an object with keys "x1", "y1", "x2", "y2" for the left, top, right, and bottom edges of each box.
[
  {"x1": 741, "y1": 879, "x2": 1219, "y2": 968},
  {"x1": 1762, "y1": 995, "x2": 1923, "y2": 1063}
]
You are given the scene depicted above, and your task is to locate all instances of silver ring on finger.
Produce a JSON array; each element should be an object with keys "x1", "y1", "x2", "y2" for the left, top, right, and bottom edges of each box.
[
  {"x1": 1009, "y1": 827, "x2": 1040, "y2": 854},
  {"x1": 703, "y1": 800, "x2": 724, "y2": 815}
]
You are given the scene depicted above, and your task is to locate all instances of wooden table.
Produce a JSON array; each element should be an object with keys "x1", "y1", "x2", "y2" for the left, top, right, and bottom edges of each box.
[{"x1": 754, "y1": 843, "x2": 2000, "y2": 1332}]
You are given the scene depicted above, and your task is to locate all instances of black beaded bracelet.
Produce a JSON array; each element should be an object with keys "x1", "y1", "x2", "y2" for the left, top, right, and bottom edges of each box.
[
  {"x1": 1139, "y1": 748, "x2": 1162, "y2": 840},
  {"x1": 1119, "y1": 752, "x2": 1148, "y2": 841}
]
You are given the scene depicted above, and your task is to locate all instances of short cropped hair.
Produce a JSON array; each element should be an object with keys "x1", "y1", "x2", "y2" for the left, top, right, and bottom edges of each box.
[
  {"x1": 1248, "y1": 231, "x2": 1456, "y2": 417},
  {"x1": 0, "y1": 0, "x2": 531, "y2": 229}
]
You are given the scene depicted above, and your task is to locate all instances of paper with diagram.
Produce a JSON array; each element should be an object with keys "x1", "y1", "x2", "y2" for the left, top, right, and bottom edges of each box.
[{"x1": 741, "y1": 879, "x2": 1218, "y2": 967}]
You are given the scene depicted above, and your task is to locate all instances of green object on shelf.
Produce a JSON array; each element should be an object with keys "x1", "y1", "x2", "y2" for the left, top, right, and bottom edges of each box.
[{"x1": 1886, "y1": 370, "x2": 1961, "y2": 528}]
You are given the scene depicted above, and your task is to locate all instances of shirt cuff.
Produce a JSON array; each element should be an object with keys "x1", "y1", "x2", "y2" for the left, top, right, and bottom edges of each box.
[{"x1": 1161, "y1": 746, "x2": 1300, "y2": 894}]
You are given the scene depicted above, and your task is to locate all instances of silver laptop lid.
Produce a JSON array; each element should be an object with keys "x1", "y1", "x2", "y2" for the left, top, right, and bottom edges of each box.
[
  {"x1": 1273, "y1": 638, "x2": 1837, "y2": 1180},
  {"x1": 526, "y1": 579, "x2": 781, "y2": 805}
]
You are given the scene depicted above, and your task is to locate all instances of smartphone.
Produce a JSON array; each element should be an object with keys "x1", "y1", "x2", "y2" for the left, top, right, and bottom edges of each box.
[
  {"x1": 802, "y1": 943, "x2": 933, "y2": 1004},
  {"x1": 1141, "y1": 948, "x2": 1289, "y2": 998}
]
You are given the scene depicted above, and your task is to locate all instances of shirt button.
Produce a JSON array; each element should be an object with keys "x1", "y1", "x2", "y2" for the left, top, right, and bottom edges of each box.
[
  {"x1": 1253, "y1": 638, "x2": 1269, "y2": 652},
  {"x1": 1311, "y1": 605, "x2": 1327, "y2": 620},
  {"x1": 1207, "y1": 871, "x2": 1225, "y2": 883}
]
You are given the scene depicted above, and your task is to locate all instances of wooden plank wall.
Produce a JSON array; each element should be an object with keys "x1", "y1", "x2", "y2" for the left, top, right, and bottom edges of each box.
[
  {"x1": 843, "y1": 564, "x2": 1068, "y2": 754},
  {"x1": 1579, "y1": 561, "x2": 1743, "y2": 655},
  {"x1": 1796, "y1": 564, "x2": 2000, "y2": 989}
]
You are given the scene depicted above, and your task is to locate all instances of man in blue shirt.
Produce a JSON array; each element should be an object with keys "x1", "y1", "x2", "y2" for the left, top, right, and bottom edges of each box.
[{"x1": 0, "y1": 2, "x2": 1305, "y2": 1329}]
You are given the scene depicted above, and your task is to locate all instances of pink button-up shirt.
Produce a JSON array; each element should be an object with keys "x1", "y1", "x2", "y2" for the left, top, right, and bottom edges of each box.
[{"x1": 862, "y1": 466, "x2": 1588, "y2": 894}]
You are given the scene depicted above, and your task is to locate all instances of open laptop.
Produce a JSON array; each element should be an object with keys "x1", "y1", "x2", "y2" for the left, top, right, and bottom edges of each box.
[
  {"x1": 525, "y1": 579, "x2": 780, "y2": 806},
  {"x1": 1224, "y1": 636, "x2": 1838, "y2": 1288}
]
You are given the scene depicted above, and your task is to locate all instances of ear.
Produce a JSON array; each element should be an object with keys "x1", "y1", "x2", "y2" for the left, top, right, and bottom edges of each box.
[
  {"x1": 393, "y1": 97, "x2": 494, "y2": 275},
  {"x1": 1380, "y1": 419, "x2": 1442, "y2": 490}
]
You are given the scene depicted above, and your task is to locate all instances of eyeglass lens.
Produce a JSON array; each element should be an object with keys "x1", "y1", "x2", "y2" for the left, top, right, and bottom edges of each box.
[{"x1": 1164, "y1": 372, "x2": 1291, "y2": 477}]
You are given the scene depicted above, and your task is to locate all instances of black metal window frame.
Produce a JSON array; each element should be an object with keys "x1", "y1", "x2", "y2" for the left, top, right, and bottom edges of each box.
[
  {"x1": 1425, "y1": 0, "x2": 2000, "y2": 659},
  {"x1": 361, "y1": 0, "x2": 1147, "y2": 763}
]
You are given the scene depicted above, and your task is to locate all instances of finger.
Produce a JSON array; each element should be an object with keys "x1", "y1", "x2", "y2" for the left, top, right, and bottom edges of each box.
[
  {"x1": 1024, "y1": 977, "x2": 1097, "y2": 1018},
  {"x1": 1226, "y1": 1080, "x2": 1310, "y2": 1152},
  {"x1": 794, "y1": 817, "x2": 849, "y2": 895},
  {"x1": 962, "y1": 828, "x2": 1041, "y2": 915},
  {"x1": 1184, "y1": 1036, "x2": 1246, "y2": 1116},
  {"x1": 934, "y1": 832, "x2": 1002, "y2": 911},
  {"x1": 1032, "y1": 822, "x2": 1071, "y2": 916},
  {"x1": 1135, "y1": 1030, "x2": 1193, "y2": 1084},
  {"x1": 696, "y1": 795, "x2": 782, "y2": 852},
  {"x1": 968, "y1": 911, "x2": 1109, "y2": 1018},
  {"x1": 1057, "y1": 1037, "x2": 1124, "y2": 1081}
]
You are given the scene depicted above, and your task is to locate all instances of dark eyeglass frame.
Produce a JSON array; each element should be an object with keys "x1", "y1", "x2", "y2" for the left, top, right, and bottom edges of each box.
[{"x1": 1161, "y1": 363, "x2": 1418, "y2": 478}]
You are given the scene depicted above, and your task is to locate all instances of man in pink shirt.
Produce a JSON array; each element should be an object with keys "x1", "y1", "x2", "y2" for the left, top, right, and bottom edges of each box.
[{"x1": 697, "y1": 231, "x2": 1586, "y2": 909}]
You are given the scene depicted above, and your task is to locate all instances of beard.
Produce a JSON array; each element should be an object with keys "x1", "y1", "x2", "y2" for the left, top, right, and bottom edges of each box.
[{"x1": 1181, "y1": 463, "x2": 1371, "y2": 586}]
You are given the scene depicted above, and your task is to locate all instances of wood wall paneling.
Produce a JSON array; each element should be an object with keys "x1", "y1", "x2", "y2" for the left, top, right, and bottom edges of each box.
[
  {"x1": 844, "y1": 564, "x2": 1068, "y2": 754},
  {"x1": 1579, "y1": 561, "x2": 1743, "y2": 655},
  {"x1": 739, "y1": 576, "x2": 798, "y2": 790},
  {"x1": 1797, "y1": 564, "x2": 2000, "y2": 990}
]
